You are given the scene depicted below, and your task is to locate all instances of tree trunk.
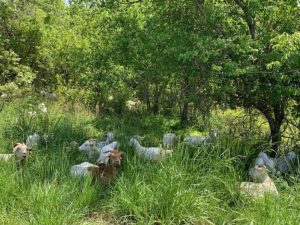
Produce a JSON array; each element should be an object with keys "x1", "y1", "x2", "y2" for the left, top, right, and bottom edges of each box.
[
  {"x1": 234, "y1": 0, "x2": 256, "y2": 39},
  {"x1": 181, "y1": 102, "x2": 189, "y2": 123},
  {"x1": 258, "y1": 104, "x2": 285, "y2": 157},
  {"x1": 152, "y1": 84, "x2": 160, "y2": 114},
  {"x1": 144, "y1": 83, "x2": 151, "y2": 112}
]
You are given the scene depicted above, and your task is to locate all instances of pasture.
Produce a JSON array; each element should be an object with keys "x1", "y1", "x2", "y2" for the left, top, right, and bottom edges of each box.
[{"x1": 0, "y1": 97, "x2": 299, "y2": 225}]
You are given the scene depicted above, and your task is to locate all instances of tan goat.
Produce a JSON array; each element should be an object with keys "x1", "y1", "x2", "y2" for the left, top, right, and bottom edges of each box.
[
  {"x1": 240, "y1": 165, "x2": 278, "y2": 198},
  {"x1": 0, "y1": 143, "x2": 32, "y2": 166}
]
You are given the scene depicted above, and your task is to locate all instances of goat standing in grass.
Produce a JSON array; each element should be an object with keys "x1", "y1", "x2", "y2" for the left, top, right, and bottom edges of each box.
[
  {"x1": 163, "y1": 133, "x2": 177, "y2": 149},
  {"x1": 87, "y1": 150, "x2": 124, "y2": 185},
  {"x1": 129, "y1": 138, "x2": 172, "y2": 160},
  {"x1": 184, "y1": 128, "x2": 218, "y2": 146}
]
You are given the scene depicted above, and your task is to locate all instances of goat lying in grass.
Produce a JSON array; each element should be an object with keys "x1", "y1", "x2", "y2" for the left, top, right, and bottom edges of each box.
[
  {"x1": 163, "y1": 133, "x2": 177, "y2": 149},
  {"x1": 79, "y1": 133, "x2": 116, "y2": 160},
  {"x1": 0, "y1": 143, "x2": 32, "y2": 166},
  {"x1": 276, "y1": 151, "x2": 297, "y2": 173},
  {"x1": 87, "y1": 150, "x2": 124, "y2": 184},
  {"x1": 255, "y1": 152, "x2": 276, "y2": 173},
  {"x1": 240, "y1": 165, "x2": 278, "y2": 198},
  {"x1": 78, "y1": 139, "x2": 100, "y2": 159},
  {"x1": 128, "y1": 138, "x2": 172, "y2": 160},
  {"x1": 184, "y1": 128, "x2": 217, "y2": 146},
  {"x1": 255, "y1": 151, "x2": 297, "y2": 174},
  {"x1": 70, "y1": 162, "x2": 98, "y2": 177}
]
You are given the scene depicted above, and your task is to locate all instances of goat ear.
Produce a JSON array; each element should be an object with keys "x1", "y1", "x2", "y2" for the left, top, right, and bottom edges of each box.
[{"x1": 13, "y1": 143, "x2": 21, "y2": 148}]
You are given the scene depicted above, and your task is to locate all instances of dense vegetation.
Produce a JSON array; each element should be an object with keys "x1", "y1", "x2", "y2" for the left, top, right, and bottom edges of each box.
[{"x1": 0, "y1": 0, "x2": 299, "y2": 224}]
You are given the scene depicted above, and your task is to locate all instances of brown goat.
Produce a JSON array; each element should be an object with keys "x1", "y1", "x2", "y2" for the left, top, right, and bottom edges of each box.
[{"x1": 87, "y1": 150, "x2": 124, "y2": 185}]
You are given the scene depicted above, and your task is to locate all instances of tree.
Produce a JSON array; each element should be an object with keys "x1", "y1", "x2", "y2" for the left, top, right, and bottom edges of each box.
[{"x1": 212, "y1": 0, "x2": 300, "y2": 155}]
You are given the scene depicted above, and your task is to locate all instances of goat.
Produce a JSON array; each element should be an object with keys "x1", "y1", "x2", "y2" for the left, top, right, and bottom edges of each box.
[
  {"x1": 128, "y1": 138, "x2": 172, "y2": 160},
  {"x1": 163, "y1": 133, "x2": 177, "y2": 149},
  {"x1": 70, "y1": 162, "x2": 98, "y2": 177},
  {"x1": 0, "y1": 143, "x2": 32, "y2": 166},
  {"x1": 240, "y1": 165, "x2": 278, "y2": 198},
  {"x1": 184, "y1": 128, "x2": 217, "y2": 146},
  {"x1": 276, "y1": 151, "x2": 297, "y2": 173},
  {"x1": 96, "y1": 141, "x2": 119, "y2": 164},
  {"x1": 96, "y1": 132, "x2": 115, "y2": 149},
  {"x1": 26, "y1": 133, "x2": 40, "y2": 148},
  {"x1": 255, "y1": 152, "x2": 276, "y2": 173},
  {"x1": 87, "y1": 150, "x2": 124, "y2": 184},
  {"x1": 78, "y1": 139, "x2": 100, "y2": 160}
]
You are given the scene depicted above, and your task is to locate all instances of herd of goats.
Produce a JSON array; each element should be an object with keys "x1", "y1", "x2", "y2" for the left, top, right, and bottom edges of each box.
[{"x1": 0, "y1": 99, "x2": 298, "y2": 199}]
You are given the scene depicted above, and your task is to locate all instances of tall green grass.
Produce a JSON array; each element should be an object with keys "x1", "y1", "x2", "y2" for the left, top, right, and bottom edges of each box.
[{"x1": 0, "y1": 97, "x2": 300, "y2": 224}]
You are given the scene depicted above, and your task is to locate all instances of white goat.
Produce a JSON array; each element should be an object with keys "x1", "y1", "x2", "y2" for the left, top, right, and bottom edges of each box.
[
  {"x1": 26, "y1": 133, "x2": 40, "y2": 148},
  {"x1": 163, "y1": 133, "x2": 177, "y2": 149},
  {"x1": 128, "y1": 138, "x2": 172, "y2": 160},
  {"x1": 96, "y1": 141, "x2": 119, "y2": 164},
  {"x1": 129, "y1": 135, "x2": 145, "y2": 143},
  {"x1": 70, "y1": 162, "x2": 98, "y2": 177},
  {"x1": 96, "y1": 132, "x2": 114, "y2": 149},
  {"x1": 0, "y1": 143, "x2": 32, "y2": 165},
  {"x1": 255, "y1": 152, "x2": 276, "y2": 173},
  {"x1": 240, "y1": 165, "x2": 278, "y2": 198},
  {"x1": 38, "y1": 103, "x2": 47, "y2": 113},
  {"x1": 78, "y1": 139, "x2": 100, "y2": 159},
  {"x1": 184, "y1": 129, "x2": 218, "y2": 146},
  {"x1": 276, "y1": 151, "x2": 297, "y2": 173}
]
